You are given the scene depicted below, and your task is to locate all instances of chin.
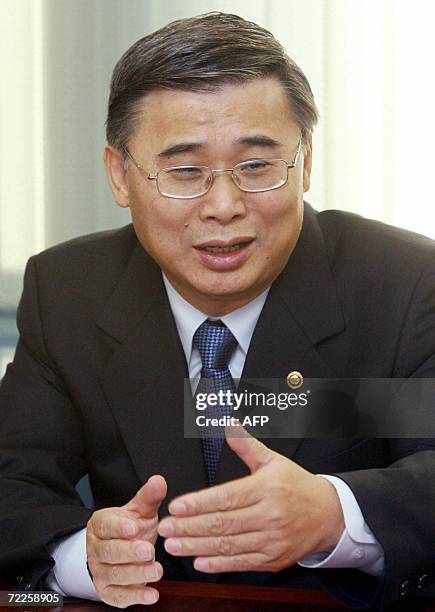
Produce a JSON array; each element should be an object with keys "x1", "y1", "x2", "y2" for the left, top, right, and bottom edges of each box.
[
  {"x1": 199, "y1": 276, "x2": 252, "y2": 294},
  {"x1": 202, "y1": 285, "x2": 261, "y2": 307}
]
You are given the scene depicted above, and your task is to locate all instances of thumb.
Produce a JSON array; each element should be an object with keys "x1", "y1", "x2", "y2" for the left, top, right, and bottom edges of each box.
[
  {"x1": 225, "y1": 423, "x2": 275, "y2": 473},
  {"x1": 123, "y1": 474, "x2": 167, "y2": 519}
]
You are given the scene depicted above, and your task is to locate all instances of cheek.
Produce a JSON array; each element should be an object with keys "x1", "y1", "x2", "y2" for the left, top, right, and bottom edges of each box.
[
  {"x1": 130, "y1": 198, "x2": 191, "y2": 258},
  {"x1": 258, "y1": 207, "x2": 302, "y2": 271},
  {"x1": 256, "y1": 195, "x2": 301, "y2": 245}
]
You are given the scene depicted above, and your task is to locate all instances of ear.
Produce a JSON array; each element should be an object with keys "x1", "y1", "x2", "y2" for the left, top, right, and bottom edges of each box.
[
  {"x1": 104, "y1": 144, "x2": 130, "y2": 208},
  {"x1": 302, "y1": 134, "x2": 313, "y2": 193}
]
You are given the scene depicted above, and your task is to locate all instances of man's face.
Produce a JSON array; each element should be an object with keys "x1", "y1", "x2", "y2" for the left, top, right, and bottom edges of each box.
[{"x1": 105, "y1": 78, "x2": 312, "y2": 316}]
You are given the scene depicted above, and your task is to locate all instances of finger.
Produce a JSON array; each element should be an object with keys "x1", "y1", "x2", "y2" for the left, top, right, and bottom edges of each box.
[
  {"x1": 193, "y1": 552, "x2": 274, "y2": 574},
  {"x1": 123, "y1": 475, "x2": 168, "y2": 519},
  {"x1": 167, "y1": 475, "x2": 260, "y2": 517},
  {"x1": 159, "y1": 505, "x2": 262, "y2": 538},
  {"x1": 98, "y1": 561, "x2": 163, "y2": 586},
  {"x1": 163, "y1": 531, "x2": 267, "y2": 557},
  {"x1": 101, "y1": 584, "x2": 160, "y2": 607},
  {"x1": 90, "y1": 508, "x2": 155, "y2": 540},
  {"x1": 225, "y1": 424, "x2": 275, "y2": 473},
  {"x1": 90, "y1": 537, "x2": 155, "y2": 564}
]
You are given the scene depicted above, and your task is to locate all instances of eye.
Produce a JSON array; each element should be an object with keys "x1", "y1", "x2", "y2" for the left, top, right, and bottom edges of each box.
[
  {"x1": 165, "y1": 166, "x2": 204, "y2": 180},
  {"x1": 238, "y1": 159, "x2": 271, "y2": 174}
]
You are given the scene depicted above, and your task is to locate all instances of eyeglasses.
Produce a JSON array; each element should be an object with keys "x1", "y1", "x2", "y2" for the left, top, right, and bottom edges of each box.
[{"x1": 123, "y1": 136, "x2": 302, "y2": 200}]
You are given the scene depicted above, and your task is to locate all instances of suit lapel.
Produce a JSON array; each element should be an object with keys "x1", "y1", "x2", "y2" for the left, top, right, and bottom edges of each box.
[
  {"x1": 215, "y1": 204, "x2": 345, "y2": 482},
  {"x1": 96, "y1": 245, "x2": 208, "y2": 514},
  {"x1": 243, "y1": 203, "x2": 345, "y2": 377}
]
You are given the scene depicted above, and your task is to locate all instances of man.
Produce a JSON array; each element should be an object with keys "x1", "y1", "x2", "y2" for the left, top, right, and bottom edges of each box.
[{"x1": 0, "y1": 12, "x2": 434, "y2": 610}]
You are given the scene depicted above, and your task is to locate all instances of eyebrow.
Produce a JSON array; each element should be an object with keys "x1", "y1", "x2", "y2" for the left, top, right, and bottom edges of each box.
[
  {"x1": 157, "y1": 142, "x2": 205, "y2": 158},
  {"x1": 234, "y1": 135, "x2": 283, "y2": 148},
  {"x1": 156, "y1": 134, "x2": 283, "y2": 159}
]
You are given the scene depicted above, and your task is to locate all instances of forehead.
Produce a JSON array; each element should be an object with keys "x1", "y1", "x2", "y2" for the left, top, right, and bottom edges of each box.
[{"x1": 129, "y1": 78, "x2": 299, "y2": 155}]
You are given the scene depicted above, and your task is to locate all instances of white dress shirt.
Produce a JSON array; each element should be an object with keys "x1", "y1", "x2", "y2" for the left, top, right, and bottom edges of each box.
[{"x1": 46, "y1": 274, "x2": 384, "y2": 598}]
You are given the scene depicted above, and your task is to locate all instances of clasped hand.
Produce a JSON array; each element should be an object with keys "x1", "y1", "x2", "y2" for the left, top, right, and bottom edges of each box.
[{"x1": 86, "y1": 426, "x2": 344, "y2": 607}]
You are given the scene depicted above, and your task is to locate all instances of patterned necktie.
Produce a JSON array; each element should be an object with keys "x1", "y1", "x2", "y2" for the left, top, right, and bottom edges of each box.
[{"x1": 193, "y1": 319, "x2": 238, "y2": 485}]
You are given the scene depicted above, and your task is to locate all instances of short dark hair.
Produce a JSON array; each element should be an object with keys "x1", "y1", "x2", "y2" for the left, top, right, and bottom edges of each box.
[{"x1": 106, "y1": 12, "x2": 319, "y2": 153}]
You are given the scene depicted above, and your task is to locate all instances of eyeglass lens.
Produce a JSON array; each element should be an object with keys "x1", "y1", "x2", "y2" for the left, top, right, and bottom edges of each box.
[{"x1": 158, "y1": 159, "x2": 289, "y2": 198}]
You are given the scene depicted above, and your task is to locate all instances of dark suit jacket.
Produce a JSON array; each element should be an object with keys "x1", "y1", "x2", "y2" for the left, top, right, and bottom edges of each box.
[{"x1": 1, "y1": 203, "x2": 435, "y2": 608}]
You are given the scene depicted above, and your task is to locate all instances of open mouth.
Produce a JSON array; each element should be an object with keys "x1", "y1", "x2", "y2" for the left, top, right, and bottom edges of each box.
[
  {"x1": 194, "y1": 238, "x2": 254, "y2": 270},
  {"x1": 200, "y1": 242, "x2": 249, "y2": 254},
  {"x1": 196, "y1": 237, "x2": 254, "y2": 252}
]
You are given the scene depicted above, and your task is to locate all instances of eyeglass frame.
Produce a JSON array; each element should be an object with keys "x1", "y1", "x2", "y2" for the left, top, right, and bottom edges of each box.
[{"x1": 123, "y1": 135, "x2": 303, "y2": 200}]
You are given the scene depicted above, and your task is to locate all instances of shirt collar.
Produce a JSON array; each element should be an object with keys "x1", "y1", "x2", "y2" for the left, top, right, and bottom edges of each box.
[{"x1": 162, "y1": 274, "x2": 269, "y2": 362}]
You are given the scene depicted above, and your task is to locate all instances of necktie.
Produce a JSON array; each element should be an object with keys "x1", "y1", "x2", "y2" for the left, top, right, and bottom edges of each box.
[{"x1": 193, "y1": 319, "x2": 238, "y2": 484}]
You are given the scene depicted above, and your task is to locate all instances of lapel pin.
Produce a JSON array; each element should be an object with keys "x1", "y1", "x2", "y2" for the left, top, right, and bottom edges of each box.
[{"x1": 287, "y1": 371, "x2": 303, "y2": 389}]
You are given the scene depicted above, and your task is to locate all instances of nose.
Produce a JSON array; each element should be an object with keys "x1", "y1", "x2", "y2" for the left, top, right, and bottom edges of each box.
[{"x1": 198, "y1": 171, "x2": 247, "y2": 224}]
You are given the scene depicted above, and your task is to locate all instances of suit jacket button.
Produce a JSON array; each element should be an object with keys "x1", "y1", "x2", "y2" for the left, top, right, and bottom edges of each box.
[
  {"x1": 417, "y1": 574, "x2": 429, "y2": 589},
  {"x1": 399, "y1": 580, "x2": 411, "y2": 597},
  {"x1": 16, "y1": 575, "x2": 23, "y2": 585},
  {"x1": 24, "y1": 583, "x2": 32, "y2": 591}
]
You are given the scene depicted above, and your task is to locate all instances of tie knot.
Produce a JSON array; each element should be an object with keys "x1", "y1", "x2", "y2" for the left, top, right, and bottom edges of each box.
[{"x1": 193, "y1": 319, "x2": 238, "y2": 371}]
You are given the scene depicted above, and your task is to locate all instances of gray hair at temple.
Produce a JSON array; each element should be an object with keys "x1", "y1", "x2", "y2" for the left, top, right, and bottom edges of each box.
[{"x1": 106, "y1": 12, "x2": 319, "y2": 155}]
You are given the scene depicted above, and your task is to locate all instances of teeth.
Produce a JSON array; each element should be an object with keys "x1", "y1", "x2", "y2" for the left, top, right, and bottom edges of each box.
[{"x1": 204, "y1": 243, "x2": 244, "y2": 253}]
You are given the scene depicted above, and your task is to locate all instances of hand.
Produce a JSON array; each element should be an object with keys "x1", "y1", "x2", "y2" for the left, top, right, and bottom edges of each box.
[
  {"x1": 86, "y1": 475, "x2": 167, "y2": 607},
  {"x1": 158, "y1": 426, "x2": 344, "y2": 573}
]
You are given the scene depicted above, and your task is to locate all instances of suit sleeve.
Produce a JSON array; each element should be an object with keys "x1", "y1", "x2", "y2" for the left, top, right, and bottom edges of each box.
[
  {"x1": 331, "y1": 258, "x2": 435, "y2": 607},
  {"x1": 0, "y1": 257, "x2": 93, "y2": 589}
]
